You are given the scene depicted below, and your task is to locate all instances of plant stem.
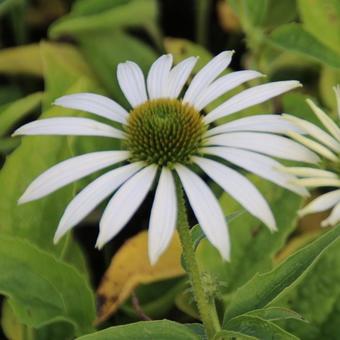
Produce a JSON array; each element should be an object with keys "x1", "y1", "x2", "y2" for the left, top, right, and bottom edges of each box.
[
  {"x1": 196, "y1": 0, "x2": 211, "y2": 46},
  {"x1": 175, "y1": 180, "x2": 220, "y2": 339}
]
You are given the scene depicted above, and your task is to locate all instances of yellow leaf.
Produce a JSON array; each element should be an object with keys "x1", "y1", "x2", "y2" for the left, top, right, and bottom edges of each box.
[
  {"x1": 0, "y1": 44, "x2": 43, "y2": 77},
  {"x1": 96, "y1": 231, "x2": 184, "y2": 324}
]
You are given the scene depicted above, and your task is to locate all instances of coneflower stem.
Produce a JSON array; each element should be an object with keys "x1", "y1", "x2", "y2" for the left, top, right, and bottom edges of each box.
[{"x1": 175, "y1": 179, "x2": 221, "y2": 339}]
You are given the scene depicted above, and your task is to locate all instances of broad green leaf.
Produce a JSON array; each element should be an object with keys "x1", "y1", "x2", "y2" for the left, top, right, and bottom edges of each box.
[
  {"x1": 0, "y1": 92, "x2": 42, "y2": 136},
  {"x1": 0, "y1": 44, "x2": 43, "y2": 76},
  {"x1": 0, "y1": 235, "x2": 95, "y2": 335},
  {"x1": 223, "y1": 225, "x2": 340, "y2": 324},
  {"x1": 196, "y1": 182, "x2": 302, "y2": 294},
  {"x1": 246, "y1": 307, "x2": 304, "y2": 322},
  {"x1": 0, "y1": 137, "x2": 20, "y2": 154},
  {"x1": 96, "y1": 231, "x2": 184, "y2": 324},
  {"x1": 269, "y1": 23, "x2": 340, "y2": 69},
  {"x1": 76, "y1": 320, "x2": 200, "y2": 340},
  {"x1": 40, "y1": 42, "x2": 98, "y2": 108},
  {"x1": 49, "y1": 0, "x2": 158, "y2": 38},
  {"x1": 272, "y1": 238, "x2": 340, "y2": 340},
  {"x1": 72, "y1": 0, "x2": 129, "y2": 16},
  {"x1": 263, "y1": 0, "x2": 297, "y2": 28},
  {"x1": 78, "y1": 31, "x2": 157, "y2": 106},
  {"x1": 214, "y1": 330, "x2": 258, "y2": 340},
  {"x1": 298, "y1": 0, "x2": 340, "y2": 55},
  {"x1": 225, "y1": 315, "x2": 298, "y2": 339}
]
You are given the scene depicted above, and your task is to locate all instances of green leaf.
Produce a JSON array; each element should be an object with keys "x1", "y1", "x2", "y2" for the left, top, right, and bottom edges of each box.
[
  {"x1": 76, "y1": 320, "x2": 200, "y2": 339},
  {"x1": 0, "y1": 235, "x2": 95, "y2": 335},
  {"x1": 196, "y1": 183, "x2": 302, "y2": 295},
  {"x1": 214, "y1": 330, "x2": 258, "y2": 340},
  {"x1": 246, "y1": 307, "x2": 305, "y2": 322},
  {"x1": 0, "y1": 44, "x2": 43, "y2": 77},
  {"x1": 298, "y1": 0, "x2": 340, "y2": 55},
  {"x1": 0, "y1": 92, "x2": 42, "y2": 137},
  {"x1": 49, "y1": 0, "x2": 158, "y2": 38},
  {"x1": 320, "y1": 66, "x2": 340, "y2": 116},
  {"x1": 272, "y1": 238, "x2": 340, "y2": 340},
  {"x1": 263, "y1": 0, "x2": 297, "y2": 28},
  {"x1": 78, "y1": 31, "x2": 157, "y2": 106},
  {"x1": 269, "y1": 23, "x2": 340, "y2": 69},
  {"x1": 223, "y1": 225, "x2": 340, "y2": 324},
  {"x1": 225, "y1": 315, "x2": 298, "y2": 339},
  {"x1": 228, "y1": 0, "x2": 269, "y2": 28}
]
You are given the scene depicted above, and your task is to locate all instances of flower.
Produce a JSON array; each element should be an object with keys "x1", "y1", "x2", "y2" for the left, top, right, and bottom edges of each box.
[
  {"x1": 14, "y1": 51, "x2": 317, "y2": 264},
  {"x1": 282, "y1": 85, "x2": 340, "y2": 227}
]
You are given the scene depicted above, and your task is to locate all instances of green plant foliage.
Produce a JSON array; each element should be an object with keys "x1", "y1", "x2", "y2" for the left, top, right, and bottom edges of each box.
[
  {"x1": 76, "y1": 320, "x2": 200, "y2": 340},
  {"x1": 223, "y1": 225, "x2": 340, "y2": 324},
  {"x1": 0, "y1": 92, "x2": 42, "y2": 136},
  {"x1": 49, "y1": 0, "x2": 158, "y2": 38},
  {"x1": 0, "y1": 235, "x2": 95, "y2": 336},
  {"x1": 272, "y1": 238, "x2": 340, "y2": 340},
  {"x1": 269, "y1": 23, "x2": 340, "y2": 69},
  {"x1": 78, "y1": 31, "x2": 157, "y2": 105},
  {"x1": 224, "y1": 315, "x2": 298, "y2": 339},
  {"x1": 298, "y1": 0, "x2": 340, "y2": 55},
  {"x1": 196, "y1": 181, "x2": 302, "y2": 295}
]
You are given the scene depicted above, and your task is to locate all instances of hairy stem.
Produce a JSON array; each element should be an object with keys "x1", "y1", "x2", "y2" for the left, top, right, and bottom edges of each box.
[{"x1": 175, "y1": 179, "x2": 220, "y2": 339}]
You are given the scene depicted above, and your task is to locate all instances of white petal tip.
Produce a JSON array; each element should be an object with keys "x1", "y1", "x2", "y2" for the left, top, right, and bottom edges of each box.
[{"x1": 17, "y1": 194, "x2": 30, "y2": 205}]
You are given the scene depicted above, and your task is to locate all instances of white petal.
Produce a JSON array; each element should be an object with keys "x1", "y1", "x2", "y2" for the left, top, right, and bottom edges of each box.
[
  {"x1": 117, "y1": 61, "x2": 148, "y2": 107},
  {"x1": 287, "y1": 131, "x2": 338, "y2": 162},
  {"x1": 166, "y1": 57, "x2": 198, "y2": 98},
  {"x1": 96, "y1": 165, "x2": 157, "y2": 248},
  {"x1": 279, "y1": 166, "x2": 337, "y2": 179},
  {"x1": 194, "y1": 156, "x2": 276, "y2": 231},
  {"x1": 147, "y1": 54, "x2": 173, "y2": 99},
  {"x1": 206, "y1": 114, "x2": 304, "y2": 137},
  {"x1": 322, "y1": 201, "x2": 340, "y2": 227},
  {"x1": 294, "y1": 178, "x2": 340, "y2": 188},
  {"x1": 299, "y1": 189, "x2": 340, "y2": 217},
  {"x1": 283, "y1": 114, "x2": 340, "y2": 153},
  {"x1": 333, "y1": 85, "x2": 340, "y2": 120},
  {"x1": 175, "y1": 164, "x2": 230, "y2": 260},
  {"x1": 54, "y1": 93, "x2": 128, "y2": 124},
  {"x1": 194, "y1": 70, "x2": 263, "y2": 110},
  {"x1": 206, "y1": 132, "x2": 320, "y2": 163},
  {"x1": 54, "y1": 162, "x2": 142, "y2": 243},
  {"x1": 202, "y1": 146, "x2": 308, "y2": 196},
  {"x1": 204, "y1": 80, "x2": 301, "y2": 124},
  {"x1": 18, "y1": 151, "x2": 129, "y2": 204},
  {"x1": 12, "y1": 117, "x2": 124, "y2": 139},
  {"x1": 148, "y1": 168, "x2": 177, "y2": 265},
  {"x1": 183, "y1": 51, "x2": 234, "y2": 106},
  {"x1": 307, "y1": 99, "x2": 340, "y2": 142}
]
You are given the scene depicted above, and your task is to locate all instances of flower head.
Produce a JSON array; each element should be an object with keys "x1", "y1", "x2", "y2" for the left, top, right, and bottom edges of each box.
[
  {"x1": 14, "y1": 51, "x2": 316, "y2": 264},
  {"x1": 283, "y1": 85, "x2": 340, "y2": 227}
]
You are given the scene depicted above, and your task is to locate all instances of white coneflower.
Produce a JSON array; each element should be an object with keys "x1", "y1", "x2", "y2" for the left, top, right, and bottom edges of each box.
[
  {"x1": 283, "y1": 85, "x2": 340, "y2": 227},
  {"x1": 14, "y1": 51, "x2": 317, "y2": 264}
]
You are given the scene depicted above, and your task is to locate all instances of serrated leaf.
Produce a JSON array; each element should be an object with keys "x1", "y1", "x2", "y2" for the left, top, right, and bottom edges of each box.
[
  {"x1": 223, "y1": 225, "x2": 340, "y2": 324},
  {"x1": 269, "y1": 23, "x2": 340, "y2": 69},
  {"x1": 0, "y1": 235, "x2": 95, "y2": 336},
  {"x1": 225, "y1": 315, "x2": 298, "y2": 339},
  {"x1": 76, "y1": 320, "x2": 200, "y2": 340},
  {"x1": 96, "y1": 231, "x2": 184, "y2": 324}
]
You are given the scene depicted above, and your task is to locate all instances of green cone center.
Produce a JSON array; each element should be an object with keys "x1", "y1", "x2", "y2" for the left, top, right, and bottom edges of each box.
[{"x1": 124, "y1": 99, "x2": 206, "y2": 167}]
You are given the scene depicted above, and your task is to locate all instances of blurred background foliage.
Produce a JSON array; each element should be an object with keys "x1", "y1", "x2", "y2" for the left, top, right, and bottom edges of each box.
[{"x1": 0, "y1": 0, "x2": 339, "y2": 339}]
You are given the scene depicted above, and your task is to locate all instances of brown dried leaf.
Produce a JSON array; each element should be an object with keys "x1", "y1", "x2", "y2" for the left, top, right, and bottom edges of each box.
[{"x1": 96, "y1": 231, "x2": 184, "y2": 324}]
